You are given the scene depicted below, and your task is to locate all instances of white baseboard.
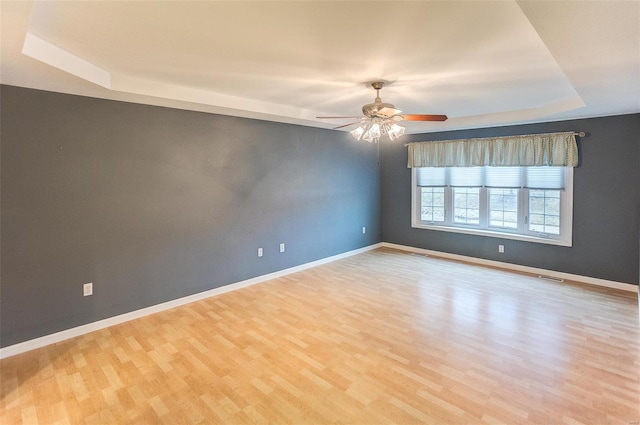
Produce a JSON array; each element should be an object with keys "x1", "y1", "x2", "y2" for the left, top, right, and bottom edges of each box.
[
  {"x1": 3, "y1": 241, "x2": 634, "y2": 359},
  {"x1": 381, "y1": 242, "x2": 639, "y2": 293},
  {"x1": 0, "y1": 243, "x2": 383, "y2": 360}
]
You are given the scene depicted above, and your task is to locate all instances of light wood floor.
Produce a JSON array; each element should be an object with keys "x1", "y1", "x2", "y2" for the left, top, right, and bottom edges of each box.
[{"x1": 1, "y1": 248, "x2": 638, "y2": 424}]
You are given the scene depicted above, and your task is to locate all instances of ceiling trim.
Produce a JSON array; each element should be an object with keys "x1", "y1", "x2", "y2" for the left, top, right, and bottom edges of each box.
[{"x1": 22, "y1": 32, "x2": 111, "y2": 89}]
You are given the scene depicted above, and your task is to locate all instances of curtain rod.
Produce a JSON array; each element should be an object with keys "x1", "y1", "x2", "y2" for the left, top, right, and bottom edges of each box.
[{"x1": 404, "y1": 131, "x2": 586, "y2": 147}]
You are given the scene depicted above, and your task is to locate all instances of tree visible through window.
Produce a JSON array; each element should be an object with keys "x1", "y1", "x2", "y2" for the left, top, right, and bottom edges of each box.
[
  {"x1": 453, "y1": 188, "x2": 480, "y2": 225},
  {"x1": 420, "y1": 187, "x2": 445, "y2": 222},
  {"x1": 489, "y1": 188, "x2": 518, "y2": 229},
  {"x1": 529, "y1": 190, "x2": 560, "y2": 235}
]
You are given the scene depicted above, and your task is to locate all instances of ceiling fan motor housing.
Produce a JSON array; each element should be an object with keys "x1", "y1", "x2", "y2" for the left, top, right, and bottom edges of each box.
[{"x1": 362, "y1": 81, "x2": 397, "y2": 118}]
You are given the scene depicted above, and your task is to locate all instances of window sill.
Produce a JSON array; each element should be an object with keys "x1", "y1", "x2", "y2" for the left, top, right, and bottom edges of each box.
[{"x1": 411, "y1": 222, "x2": 572, "y2": 247}]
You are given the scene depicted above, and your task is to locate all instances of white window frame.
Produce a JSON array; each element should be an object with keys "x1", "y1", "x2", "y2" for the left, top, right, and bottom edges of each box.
[{"x1": 411, "y1": 168, "x2": 573, "y2": 247}]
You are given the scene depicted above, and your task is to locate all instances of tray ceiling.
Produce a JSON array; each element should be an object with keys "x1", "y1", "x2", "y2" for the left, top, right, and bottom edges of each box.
[{"x1": 1, "y1": 1, "x2": 639, "y2": 133}]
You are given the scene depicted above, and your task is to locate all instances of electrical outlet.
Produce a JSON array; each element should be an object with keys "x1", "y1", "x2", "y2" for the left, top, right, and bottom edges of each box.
[
  {"x1": 362, "y1": 226, "x2": 366, "y2": 234},
  {"x1": 257, "y1": 247, "x2": 263, "y2": 257},
  {"x1": 498, "y1": 245, "x2": 505, "y2": 254},
  {"x1": 279, "y1": 243, "x2": 285, "y2": 253},
  {"x1": 83, "y1": 282, "x2": 93, "y2": 297}
]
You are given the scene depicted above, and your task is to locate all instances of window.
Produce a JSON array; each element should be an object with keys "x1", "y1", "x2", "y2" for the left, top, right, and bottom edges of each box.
[
  {"x1": 489, "y1": 188, "x2": 518, "y2": 229},
  {"x1": 412, "y1": 167, "x2": 573, "y2": 246},
  {"x1": 453, "y1": 188, "x2": 480, "y2": 225},
  {"x1": 420, "y1": 187, "x2": 445, "y2": 222},
  {"x1": 528, "y1": 190, "x2": 560, "y2": 235}
]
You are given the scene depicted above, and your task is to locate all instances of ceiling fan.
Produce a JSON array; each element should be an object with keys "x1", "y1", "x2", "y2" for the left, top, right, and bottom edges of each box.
[{"x1": 317, "y1": 81, "x2": 447, "y2": 142}]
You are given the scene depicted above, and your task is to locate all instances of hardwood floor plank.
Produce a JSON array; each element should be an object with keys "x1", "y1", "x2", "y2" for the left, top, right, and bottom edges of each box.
[{"x1": 1, "y1": 248, "x2": 638, "y2": 424}]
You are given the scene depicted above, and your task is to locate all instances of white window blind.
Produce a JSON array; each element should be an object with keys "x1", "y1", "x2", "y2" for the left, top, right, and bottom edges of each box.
[
  {"x1": 525, "y1": 167, "x2": 565, "y2": 189},
  {"x1": 449, "y1": 167, "x2": 483, "y2": 187},
  {"x1": 416, "y1": 166, "x2": 567, "y2": 189},
  {"x1": 416, "y1": 167, "x2": 446, "y2": 186},
  {"x1": 485, "y1": 167, "x2": 521, "y2": 188}
]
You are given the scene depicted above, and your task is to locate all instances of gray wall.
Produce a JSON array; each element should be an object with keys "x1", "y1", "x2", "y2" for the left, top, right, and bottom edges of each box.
[
  {"x1": 2, "y1": 84, "x2": 638, "y2": 349},
  {"x1": 381, "y1": 114, "x2": 640, "y2": 285},
  {"x1": 0, "y1": 85, "x2": 381, "y2": 347}
]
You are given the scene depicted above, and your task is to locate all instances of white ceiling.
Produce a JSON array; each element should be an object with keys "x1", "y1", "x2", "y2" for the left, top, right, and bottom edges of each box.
[{"x1": 2, "y1": 1, "x2": 639, "y2": 134}]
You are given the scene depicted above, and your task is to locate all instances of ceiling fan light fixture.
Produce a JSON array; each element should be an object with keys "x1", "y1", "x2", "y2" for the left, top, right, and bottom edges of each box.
[
  {"x1": 387, "y1": 123, "x2": 405, "y2": 141},
  {"x1": 363, "y1": 123, "x2": 381, "y2": 143},
  {"x1": 350, "y1": 119, "x2": 404, "y2": 143},
  {"x1": 350, "y1": 126, "x2": 365, "y2": 140}
]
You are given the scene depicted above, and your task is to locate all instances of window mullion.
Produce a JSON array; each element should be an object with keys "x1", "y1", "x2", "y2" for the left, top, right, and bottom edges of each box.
[
  {"x1": 519, "y1": 188, "x2": 526, "y2": 233},
  {"x1": 479, "y1": 187, "x2": 488, "y2": 228},
  {"x1": 445, "y1": 187, "x2": 452, "y2": 225}
]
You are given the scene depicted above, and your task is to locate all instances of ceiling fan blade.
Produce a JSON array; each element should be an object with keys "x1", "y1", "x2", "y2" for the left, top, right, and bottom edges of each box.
[
  {"x1": 377, "y1": 107, "x2": 402, "y2": 118},
  {"x1": 316, "y1": 116, "x2": 364, "y2": 119},
  {"x1": 400, "y1": 114, "x2": 448, "y2": 122},
  {"x1": 333, "y1": 121, "x2": 363, "y2": 130}
]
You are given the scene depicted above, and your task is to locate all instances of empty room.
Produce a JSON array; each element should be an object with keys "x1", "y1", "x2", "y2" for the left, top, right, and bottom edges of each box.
[{"x1": 1, "y1": 1, "x2": 639, "y2": 424}]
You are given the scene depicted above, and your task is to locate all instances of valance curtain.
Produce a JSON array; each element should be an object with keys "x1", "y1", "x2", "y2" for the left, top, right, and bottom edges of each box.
[{"x1": 407, "y1": 132, "x2": 579, "y2": 168}]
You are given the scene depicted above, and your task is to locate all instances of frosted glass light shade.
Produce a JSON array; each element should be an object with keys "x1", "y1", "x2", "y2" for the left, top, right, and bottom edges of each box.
[
  {"x1": 362, "y1": 123, "x2": 381, "y2": 143},
  {"x1": 350, "y1": 120, "x2": 404, "y2": 143},
  {"x1": 388, "y1": 123, "x2": 405, "y2": 140},
  {"x1": 350, "y1": 126, "x2": 365, "y2": 140}
]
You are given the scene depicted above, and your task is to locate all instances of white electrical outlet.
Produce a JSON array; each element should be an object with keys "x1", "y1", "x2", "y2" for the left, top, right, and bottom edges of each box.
[
  {"x1": 362, "y1": 226, "x2": 366, "y2": 234},
  {"x1": 257, "y1": 247, "x2": 263, "y2": 257},
  {"x1": 498, "y1": 245, "x2": 505, "y2": 253},
  {"x1": 279, "y1": 243, "x2": 285, "y2": 253},
  {"x1": 83, "y1": 282, "x2": 93, "y2": 297}
]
